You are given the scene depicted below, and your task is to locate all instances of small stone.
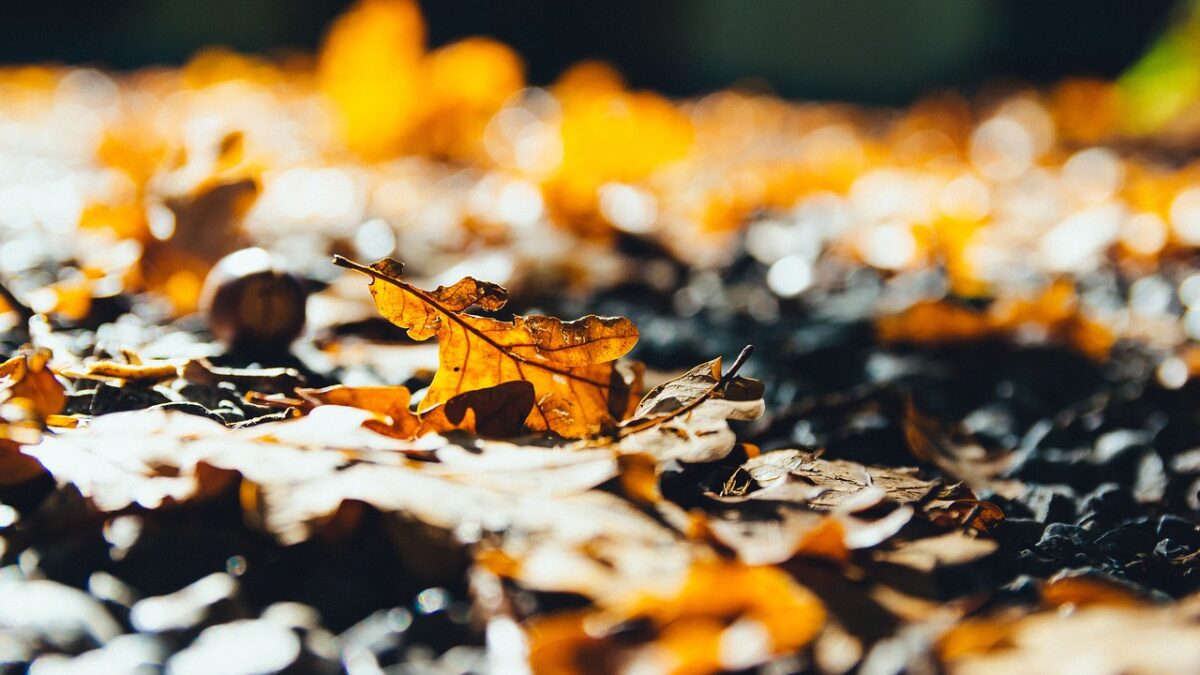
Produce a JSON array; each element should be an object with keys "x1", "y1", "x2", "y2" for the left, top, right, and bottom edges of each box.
[
  {"x1": 1133, "y1": 452, "x2": 1168, "y2": 504},
  {"x1": 1093, "y1": 527, "x2": 1156, "y2": 558},
  {"x1": 1020, "y1": 484, "x2": 1078, "y2": 524},
  {"x1": 1079, "y1": 483, "x2": 1133, "y2": 525},
  {"x1": 993, "y1": 518, "x2": 1044, "y2": 549},
  {"x1": 0, "y1": 569, "x2": 122, "y2": 654},
  {"x1": 1156, "y1": 515, "x2": 1200, "y2": 547},
  {"x1": 27, "y1": 634, "x2": 166, "y2": 675},
  {"x1": 130, "y1": 573, "x2": 246, "y2": 635},
  {"x1": 165, "y1": 620, "x2": 301, "y2": 675}
]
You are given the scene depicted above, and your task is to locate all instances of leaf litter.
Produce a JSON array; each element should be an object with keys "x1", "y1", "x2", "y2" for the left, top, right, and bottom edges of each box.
[{"x1": 2, "y1": 252, "x2": 1198, "y2": 674}]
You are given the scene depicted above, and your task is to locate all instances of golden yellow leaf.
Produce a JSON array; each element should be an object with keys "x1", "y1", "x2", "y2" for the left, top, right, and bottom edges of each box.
[{"x1": 335, "y1": 256, "x2": 639, "y2": 437}]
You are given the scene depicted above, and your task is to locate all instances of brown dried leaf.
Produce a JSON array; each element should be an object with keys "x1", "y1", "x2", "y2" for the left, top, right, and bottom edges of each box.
[
  {"x1": 336, "y1": 256, "x2": 639, "y2": 438},
  {"x1": 714, "y1": 449, "x2": 943, "y2": 510},
  {"x1": 60, "y1": 359, "x2": 181, "y2": 383},
  {"x1": 615, "y1": 354, "x2": 765, "y2": 463}
]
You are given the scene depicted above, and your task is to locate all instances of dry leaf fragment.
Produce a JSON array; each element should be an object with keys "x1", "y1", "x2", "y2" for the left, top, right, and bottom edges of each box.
[
  {"x1": 436, "y1": 380, "x2": 536, "y2": 437},
  {"x1": 715, "y1": 449, "x2": 942, "y2": 510},
  {"x1": 0, "y1": 347, "x2": 67, "y2": 418},
  {"x1": 60, "y1": 359, "x2": 181, "y2": 383},
  {"x1": 335, "y1": 256, "x2": 639, "y2": 437},
  {"x1": 615, "y1": 350, "x2": 765, "y2": 463}
]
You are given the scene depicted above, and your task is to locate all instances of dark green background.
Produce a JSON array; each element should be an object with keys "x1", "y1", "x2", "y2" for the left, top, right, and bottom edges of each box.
[{"x1": 0, "y1": 1, "x2": 1178, "y2": 103}]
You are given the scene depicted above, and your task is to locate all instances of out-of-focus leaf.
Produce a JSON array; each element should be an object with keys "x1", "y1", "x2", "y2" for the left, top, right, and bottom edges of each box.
[
  {"x1": 336, "y1": 256, "x2": 639, "y2": 438},
  {"x1": 0, "y1": 348, "x2": 67, "y2": 418},
  {"x1": 938, "y1": 594, "x2": 1200, "y2": 675},
  {"x1": 873, "y1": 532, "x2": 998, "y2": 573},
  {"x1": 297, "y1": 385, "x2": 423, "y2": 439},
  {"x1": 0, "y1": 402, "x2": 47, "y2": 485},
  {"x1": 60, "y1": 359, "x2": 181, "y2": 383},
  {"x1": 181, "y1": 360, "x2": 305, "y2": 393},
  {"x1": 877, "y1": 281, "x2": 1114, "y2": 360},
  {"x1": 527, "y1": 561, "x2": 825, "y2": 675}
]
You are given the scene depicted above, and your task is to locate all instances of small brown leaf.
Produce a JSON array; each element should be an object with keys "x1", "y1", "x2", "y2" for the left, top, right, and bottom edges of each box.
[{"x1": 616, "y1": 354, "x2": 765, "y2": 463}]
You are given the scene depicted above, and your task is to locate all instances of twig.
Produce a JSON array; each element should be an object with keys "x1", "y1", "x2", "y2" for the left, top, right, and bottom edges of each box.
[{"x1": 717, "y1": 344, "x2": 755, "y2": 390}]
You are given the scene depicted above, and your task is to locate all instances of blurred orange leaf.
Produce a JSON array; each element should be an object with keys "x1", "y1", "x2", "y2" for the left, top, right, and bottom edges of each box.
[{"x1": 0, "y1": 348, "x2": 66, "y2": 418}]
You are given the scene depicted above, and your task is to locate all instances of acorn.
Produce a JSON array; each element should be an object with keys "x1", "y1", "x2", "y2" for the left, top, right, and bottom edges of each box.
[{"x1": 200, "y1": 248, "x2": 307, "y2": 355}]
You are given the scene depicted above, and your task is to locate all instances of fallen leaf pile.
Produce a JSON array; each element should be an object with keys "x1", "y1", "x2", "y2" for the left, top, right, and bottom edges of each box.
[
  {"x1": 1, "y1": 1, "x2": 1200, "y2": 672},
  {"x1": 3, "y1": 254, "x2": 1193, "y2": 674}
]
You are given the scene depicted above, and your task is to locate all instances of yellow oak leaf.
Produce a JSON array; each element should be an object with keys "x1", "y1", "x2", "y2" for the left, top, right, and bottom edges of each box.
[{"x1": 335, "y1": 256, "x2": 639, "y2": 438}]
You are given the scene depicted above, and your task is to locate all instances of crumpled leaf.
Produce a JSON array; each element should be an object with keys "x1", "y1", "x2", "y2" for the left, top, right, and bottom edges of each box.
[
  {"x1": 0, "y1": 347, "x2": 67, "y2": 418},
  {"x1": 527, "y1": 561, "x2": 826, "y2": 675},
  {"x1": 713, "y1": 449, "x2": 944, "y2": 510},
  {"x1": 615, "y1": 352, "x2": 765, "y2": 463},
  {"x1": 938, "y1": 593, "x2": 1200, "y2": 675},
  {"x1": 335, "y1": 256, "x2": 639, "y2": 437}
]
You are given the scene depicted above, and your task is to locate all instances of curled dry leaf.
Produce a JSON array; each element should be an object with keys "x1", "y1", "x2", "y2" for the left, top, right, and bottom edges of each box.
[
  {"x1": 714, "y1": 449, "x2": 945, "y2": 510},
  {"x1": 527, "y1": 561, "x2": 826, "y2": 675},
  {"x1": 616, "y1": 352, "x2": 765, "y2": 463},
  {"x1": 335, "y1": 256, "x2": 639, "y2": 438},
  {"x1": 59, "y1": 359, "x2": 181, "y2": 383},
  {"x1": 0, "y1": 348, "x2": 67, "y2": 419}
]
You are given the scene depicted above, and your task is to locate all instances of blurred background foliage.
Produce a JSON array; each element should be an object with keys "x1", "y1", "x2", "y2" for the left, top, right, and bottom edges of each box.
[{"x1": 0, "y1": 0, "x2": 1183, "y2": 104}]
